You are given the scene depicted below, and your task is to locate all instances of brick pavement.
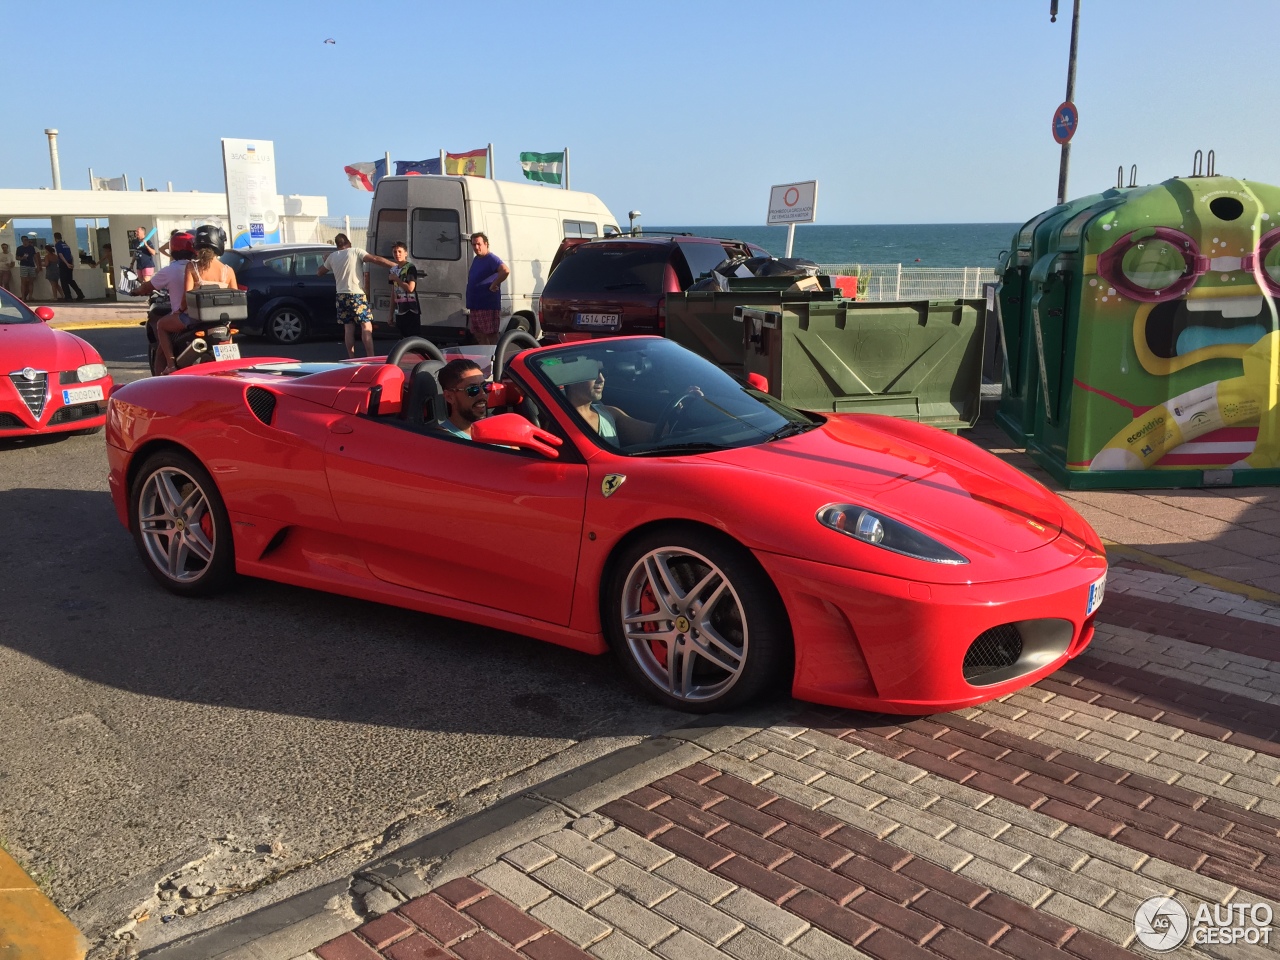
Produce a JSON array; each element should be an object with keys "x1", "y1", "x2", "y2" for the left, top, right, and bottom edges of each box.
[{"x1": 303, "y1": 562, "x2": 1280, "y2": 960}]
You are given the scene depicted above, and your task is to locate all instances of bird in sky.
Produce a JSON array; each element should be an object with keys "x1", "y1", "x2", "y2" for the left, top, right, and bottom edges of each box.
[{"x1": 324, "y1": 38, "x2": 336, "y2": 44}]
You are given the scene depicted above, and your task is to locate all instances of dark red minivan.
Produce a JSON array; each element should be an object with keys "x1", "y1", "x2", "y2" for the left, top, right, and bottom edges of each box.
[{"x1": 539, "y1": 235, "x2": 768, "y2": 340}]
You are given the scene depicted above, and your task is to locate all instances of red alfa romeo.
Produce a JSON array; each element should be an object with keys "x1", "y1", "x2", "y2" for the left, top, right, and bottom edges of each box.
[
  {"x1": 105, "y1": 335, "x2": 1106, "y2": 714},
  {"x1": 0, "y1": 288, "x2": 112, "y2": 438}
]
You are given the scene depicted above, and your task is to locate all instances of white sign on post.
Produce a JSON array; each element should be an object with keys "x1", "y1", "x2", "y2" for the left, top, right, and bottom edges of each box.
[
  {"x1": 221, "y1": 138, "x2": 280, "y2": 250},
  {"x1": 766, "y1": 180, "x2": 818, "y2": 257}
]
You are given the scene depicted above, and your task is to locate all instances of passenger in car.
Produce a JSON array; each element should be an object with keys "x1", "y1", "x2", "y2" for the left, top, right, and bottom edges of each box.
[{"x1": 439, "y1": 358, "x2": 488, "y2": 439}]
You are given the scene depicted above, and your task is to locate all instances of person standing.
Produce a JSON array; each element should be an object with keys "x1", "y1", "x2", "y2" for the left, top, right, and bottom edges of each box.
[
  {"x1": 133, "y1": 227, "x2": 158, "y2": 280},
  {"x1": 317, "y1": 233, "x2": 393, "y2": 358},
  {"x1": 388, "y1": 241, "x2": 420, "y2": 338},
  {"x1": 0, "y1": 243, "x2": 14, "y2": 294},
  {"x1": 465, "y1": 232, "x2": 510, "y2": 346},
  {"x1": 16, "y1": 238, "x2": 40, "y2": 300},
  {"x1": 54, "y1": 232, "x2": 85, "y2": 300},
  {"x1": 43, "y1": 245, "x2": 63, "y2": 301}
]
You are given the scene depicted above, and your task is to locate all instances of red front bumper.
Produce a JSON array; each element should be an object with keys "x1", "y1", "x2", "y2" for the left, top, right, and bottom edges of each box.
[
  {"x1": 757, "y1": 549, "x2": 1107, "y2": 714},
  {"x1": 0, "y1": 376, "x2": 112, "y2": 438}
]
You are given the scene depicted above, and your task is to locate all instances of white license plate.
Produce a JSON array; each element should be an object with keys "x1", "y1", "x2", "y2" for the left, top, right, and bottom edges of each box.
[
  {"x1": 1086, "y1": 574, "x2": 1106, "y2": 617},
  {"x1": 574, "y1": 313, "x2": 621, "y2": 330},
  {"x1": 61, "y1": 385, "x2": 104, "y2": 404},
  {"x1": 212, "y1": 343, "x2": 241, "y2": 361}
]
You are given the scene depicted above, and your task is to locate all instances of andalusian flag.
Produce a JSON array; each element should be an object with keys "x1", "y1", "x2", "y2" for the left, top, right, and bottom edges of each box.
[
  {"x1": 445, "y1": 149, "x2": 488, "y2": 177},
  {"x1": 520, "y1": 151, "x2": 564, "y2": 184}
]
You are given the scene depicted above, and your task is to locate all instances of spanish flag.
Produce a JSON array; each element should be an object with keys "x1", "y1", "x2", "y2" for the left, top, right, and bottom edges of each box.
[{"x1": 445, "y1": 148, "x2": 488, "y2": 177}]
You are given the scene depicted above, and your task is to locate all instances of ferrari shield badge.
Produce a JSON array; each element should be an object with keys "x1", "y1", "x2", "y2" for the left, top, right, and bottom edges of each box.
[{"x1": 601, "y1": 474, "x2": 626, "y2": 498}]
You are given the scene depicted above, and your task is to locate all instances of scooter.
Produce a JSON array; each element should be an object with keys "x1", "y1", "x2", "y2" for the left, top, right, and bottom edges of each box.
[{"x1": 121, "y1": 268, "x2": 240, "y2": 376}]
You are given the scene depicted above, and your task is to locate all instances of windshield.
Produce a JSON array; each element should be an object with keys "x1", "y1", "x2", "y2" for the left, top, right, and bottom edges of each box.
[
  {"x1": 528, "y1": 338, "x2": 817, "y2": 456},
  {"x1": 0, "y1": 287, "x2": 40, "y2": 325}
]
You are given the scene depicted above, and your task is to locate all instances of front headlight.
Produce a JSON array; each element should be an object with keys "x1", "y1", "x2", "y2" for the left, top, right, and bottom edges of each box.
[
  {"x1": 817, "y1": 503, "x2": 968, "y2": 565},
  {"x1": 76, "y1": 363, "x2": 107, "y2": 382}
]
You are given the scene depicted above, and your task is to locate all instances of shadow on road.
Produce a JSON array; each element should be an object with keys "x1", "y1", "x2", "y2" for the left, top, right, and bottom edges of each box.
[{"x1": 0, "y1": 485, "x2": 700, "y2": 742}]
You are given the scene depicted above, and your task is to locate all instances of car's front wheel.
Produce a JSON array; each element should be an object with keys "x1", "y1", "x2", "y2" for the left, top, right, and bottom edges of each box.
[
  {"x1": 605, "y1": 528, "x2": 791, "y2": 712},
  {"x1": 129, "y1": 450, "x2": 235, "y2": 596},
  {"x1": 265, "y1": 305, "x2": 307, "y2": 345}
]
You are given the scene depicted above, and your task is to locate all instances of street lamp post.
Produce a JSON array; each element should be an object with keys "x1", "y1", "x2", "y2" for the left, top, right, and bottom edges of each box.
[{"x1": 1052, "y1": 0, "x2": 1081, "y2": 205}]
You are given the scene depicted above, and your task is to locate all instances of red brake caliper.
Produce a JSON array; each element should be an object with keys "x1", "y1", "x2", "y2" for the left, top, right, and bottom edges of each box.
[
  {"x1": 199, "y1": 510, "x2": 213, "y2": 541},
  {"x1": 640, "y1": 583, "x2": 667, "y2": 668}
]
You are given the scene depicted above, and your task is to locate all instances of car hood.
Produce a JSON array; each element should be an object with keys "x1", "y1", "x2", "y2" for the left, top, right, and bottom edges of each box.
[
  {"x1": 704, "y1": 414, "x2": 1065, "y2": 555},
  {"x1": 0, "y1": 323, "x2": 91, "y2": 371}
]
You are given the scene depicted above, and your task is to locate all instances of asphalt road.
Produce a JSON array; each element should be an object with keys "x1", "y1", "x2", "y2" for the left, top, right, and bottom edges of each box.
[{"x1": 0, "y1": 329, "x2": 699, "y2": 953}]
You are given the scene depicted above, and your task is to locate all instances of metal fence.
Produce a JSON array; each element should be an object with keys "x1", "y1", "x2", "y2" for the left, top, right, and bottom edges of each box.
[
  {"x1": 816, "y1": 263, "x2": 997, "y2": 301},
  {"x1": 311, "y1": 216, "x2": 370, "y2": 249}
]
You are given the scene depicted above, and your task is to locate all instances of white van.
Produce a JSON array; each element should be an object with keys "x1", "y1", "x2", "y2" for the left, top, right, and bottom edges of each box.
[{"x1": 367, "y1": 175, "x2": 620, "y2": 342}]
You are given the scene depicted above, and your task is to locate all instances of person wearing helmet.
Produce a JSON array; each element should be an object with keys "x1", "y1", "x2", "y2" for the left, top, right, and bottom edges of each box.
[{"x1": 153, "y1": 226, "x2": 237, "y2": 374}]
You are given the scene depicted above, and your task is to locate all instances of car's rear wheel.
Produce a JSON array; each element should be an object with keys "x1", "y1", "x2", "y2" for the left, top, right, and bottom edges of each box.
[
  {"x1": 129, "y1": 450, "x2": 235, "y2": 596},
  {"x1": 605, "y1": 528, "x2": 791, "y2": 712},
  {"x1": 265, "y1": 306, "x2": 306, "y2": 345}
]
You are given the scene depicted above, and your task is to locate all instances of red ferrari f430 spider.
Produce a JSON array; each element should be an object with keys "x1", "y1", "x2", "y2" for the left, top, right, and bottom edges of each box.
[{"x1": 106, "y1": 334, "x2": 1106, "y2": 713}]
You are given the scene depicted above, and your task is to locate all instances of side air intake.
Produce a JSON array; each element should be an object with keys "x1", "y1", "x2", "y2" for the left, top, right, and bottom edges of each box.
[{"x1": 246, "y1": 387, "x2": 277, "y2": 425}]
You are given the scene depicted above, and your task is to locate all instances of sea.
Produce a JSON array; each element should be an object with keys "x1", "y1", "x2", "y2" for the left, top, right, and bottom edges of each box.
[
  {"x1": 647, "y1": 223, "x2": 1020, "y2": 269},
  {"x1": 12, "y1": 222, "x2": 1021, "y2": 270}
]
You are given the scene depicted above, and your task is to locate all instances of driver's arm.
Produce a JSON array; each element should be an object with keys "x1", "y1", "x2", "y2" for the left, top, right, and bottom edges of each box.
[{"x1": 603, "y1": 406, "x2": 654, "y2": 446}]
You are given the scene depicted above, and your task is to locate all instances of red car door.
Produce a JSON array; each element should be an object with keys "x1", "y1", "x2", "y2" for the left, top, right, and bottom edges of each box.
[{"x1": 322, "y1": 416, "x2": 589, "y2": 625}]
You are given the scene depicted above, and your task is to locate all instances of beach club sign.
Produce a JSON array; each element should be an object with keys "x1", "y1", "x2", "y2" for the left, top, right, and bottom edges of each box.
[
  {"x1": 767, "y1": 180, "x2": 818, "y2": 225},
  {"x1": 221, "y1": 138, "x2": 281, "y2": 249}
]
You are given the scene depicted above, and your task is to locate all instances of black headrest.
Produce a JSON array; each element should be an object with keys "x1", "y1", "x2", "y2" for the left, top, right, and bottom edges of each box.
[{"x1": 403, "y1": 359, "x2": 448, "y2": 426}]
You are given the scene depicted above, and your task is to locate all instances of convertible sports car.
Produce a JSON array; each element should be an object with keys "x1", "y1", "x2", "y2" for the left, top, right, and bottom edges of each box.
[
  {"x1": 105, "y1": 334, "x2": 1107, "y2": 713},
  {"x1": 1, "y1": 288, "x2": 112, "y2": 438}
]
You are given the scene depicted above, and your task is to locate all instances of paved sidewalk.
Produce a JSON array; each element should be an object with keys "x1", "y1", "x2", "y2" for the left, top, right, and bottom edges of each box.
[{"x1": 41, "y1": 299, "x2": 147, "y2": 330}]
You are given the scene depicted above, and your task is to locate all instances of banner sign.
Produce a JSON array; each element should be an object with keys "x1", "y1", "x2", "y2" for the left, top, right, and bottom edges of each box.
[{"x1": 222, "y1": 138, "x2": 280, "y2": 249}]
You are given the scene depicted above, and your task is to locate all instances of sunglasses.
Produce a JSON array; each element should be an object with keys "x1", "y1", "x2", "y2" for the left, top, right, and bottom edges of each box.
[
  {"x1": 447, "y1": 383, "x2": 486, "y2": 398},
  {"x1": 1097, "y1": 226, "x2": 1280, "y2": 302}
]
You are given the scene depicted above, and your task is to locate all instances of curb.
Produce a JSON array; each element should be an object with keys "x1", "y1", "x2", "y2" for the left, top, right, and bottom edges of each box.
[
  {"x1": 0, "y1": 847, "x2": 88, "y2": 959},
  {"x1": 137, "y1": 714, "x2": 778, "y2": 960},
  {"x1": 50, "y1": 320, "x2": 146, "y2": 331},
  {"x1": 1103, "y1": 538, "x2": 1280, "y2": 604}
]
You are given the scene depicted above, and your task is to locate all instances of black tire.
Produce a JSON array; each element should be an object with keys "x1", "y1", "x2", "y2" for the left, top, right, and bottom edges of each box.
[
  {"x1": 148, "y1": 343, "x2": 159, "y2": 377},
  {"x1": 129, "y1": 450, "x2": 235, "y2": 597},
  {"x1": 603, "y1": 527, "x2": 791, "y2": 712},
  {"x1": 265, "y1": 305, "x2": 307, "y2": 345}
]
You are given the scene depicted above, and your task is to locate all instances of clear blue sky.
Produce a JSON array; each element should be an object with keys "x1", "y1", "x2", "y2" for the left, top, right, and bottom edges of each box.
[{"x1": 3, "y1": 1, "x2": 1277, "y2": 225}]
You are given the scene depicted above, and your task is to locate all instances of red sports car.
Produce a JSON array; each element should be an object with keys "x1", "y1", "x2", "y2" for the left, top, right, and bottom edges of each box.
[
  {"x1": 105, "y1": 335, "x2": 1106, "y2": 714},
  {"x1": 1, "y1": 288, "x2": 112, "y2": 437}
]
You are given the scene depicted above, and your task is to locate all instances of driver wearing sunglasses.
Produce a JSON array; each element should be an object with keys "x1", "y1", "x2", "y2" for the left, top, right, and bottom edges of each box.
[{"x1": 439, "y1": 358, "x2": 489, "y2": 439}]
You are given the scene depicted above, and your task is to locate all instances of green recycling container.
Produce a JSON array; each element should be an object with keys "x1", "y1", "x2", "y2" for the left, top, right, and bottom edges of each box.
[{"x1": 738, "y1": 298, "x2": 986, "y2": 429}]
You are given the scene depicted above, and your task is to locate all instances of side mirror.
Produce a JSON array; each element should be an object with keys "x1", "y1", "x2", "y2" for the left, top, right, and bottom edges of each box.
[
  {"x1": 471, "y1": 413, "x2": 562, "y2": 459},
  {"x1": 747, "y1": 372, "x2": 769, "y2": 393},
  {"x1": 35, "y1": 306, "x2": 54, "y2": 322},
  {"x1": 484, "y1": 381, "x2": 524, "y2": 407}
]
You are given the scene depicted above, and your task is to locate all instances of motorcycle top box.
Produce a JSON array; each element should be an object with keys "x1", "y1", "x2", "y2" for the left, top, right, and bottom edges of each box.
[{"x1": 185, "y1": 288, "x2": 248, "y2": 324}]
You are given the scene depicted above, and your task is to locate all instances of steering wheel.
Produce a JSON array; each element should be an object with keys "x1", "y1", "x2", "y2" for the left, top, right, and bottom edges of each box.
[
  {"x1": 493, "y1": 330, "x2": 540, "y2": 381},
  {"x1": 653, "y1": 390, "x2": 703, "y2": 440},
  {"x1": 386, "y1": 337, "x2": 445, "y2": 366}
]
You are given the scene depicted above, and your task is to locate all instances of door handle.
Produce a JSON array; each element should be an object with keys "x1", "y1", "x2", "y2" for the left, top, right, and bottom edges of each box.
[
  {"x1": 294, "y1": 282, "x2": 306, "y2": 288},
  {"x1": 330, "y1": 422, "x2": 353, "y2": 435}
]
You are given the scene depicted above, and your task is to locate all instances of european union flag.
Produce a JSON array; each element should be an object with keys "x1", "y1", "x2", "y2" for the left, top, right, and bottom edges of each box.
[{"x1": 396, "y1": 158, "x2": 442, "y2": 176}]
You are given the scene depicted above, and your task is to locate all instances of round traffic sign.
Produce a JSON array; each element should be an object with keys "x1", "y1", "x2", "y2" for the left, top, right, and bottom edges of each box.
[{"x1": 1053, "y1": 101, "x2": 1079, "y2": 144}]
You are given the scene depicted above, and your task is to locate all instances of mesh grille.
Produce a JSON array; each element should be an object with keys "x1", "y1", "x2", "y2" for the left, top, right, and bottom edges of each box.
[
  {"x1": 48, "y1": 402, "x2": 101, "y2": 425},
  {"x1": 963, "y1": 624, "x2": 1023, "y2": 682},
  {"x1": 246, "y1": 387, "x2": 276, "y2": 425},
  {"x1": 0, "y1": 412, "x2": 26, "y2": 428},
  {"x1": 8, "y1": 372, "x2": 47, "y2": 418}
]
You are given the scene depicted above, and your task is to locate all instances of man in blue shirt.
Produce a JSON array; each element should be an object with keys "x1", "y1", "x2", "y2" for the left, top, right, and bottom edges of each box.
[
  {"x1": 465, "y1": 232, "x2": 510, "y2": 346},
  {"x1": 53, "y1": 233, "x2": 85, "y2": 300},
  {"x1": 15, "y1": 237, "x2": 40, "y2": 301}
]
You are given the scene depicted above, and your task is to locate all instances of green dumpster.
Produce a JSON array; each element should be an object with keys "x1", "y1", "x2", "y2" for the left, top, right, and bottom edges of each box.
[
  {"x1": 665, "y1": 277, "x2": 840, "y2": 378},
  {"x1": 738, "y1": 298, "x2": 986, "y2": 429}
]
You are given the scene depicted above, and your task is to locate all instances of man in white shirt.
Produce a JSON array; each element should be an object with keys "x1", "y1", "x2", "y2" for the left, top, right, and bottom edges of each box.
[
  {"x1": 318, "y1": 233, "x2": 394, "y2": 358},
  {"x1": 128, "y1": 232, "x2": 196, "y2": 374},
  {"x1": 0, "y1": 243, "x2": 15, "y2": 293}
]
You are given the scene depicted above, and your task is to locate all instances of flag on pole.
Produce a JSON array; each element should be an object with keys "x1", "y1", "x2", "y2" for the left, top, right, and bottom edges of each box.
[
  {"x1": 445, "y1": 148, "x2": 488, "y2": 177},
  {"x1": 519, "y1": 151, "x2": 564, "y2": 185},
  {"x1": 343, "y1": 159, "x2": 388, "y2": 191},
  {"x1": 397, "y1": 158, "x2": 442, "y2": 176}
]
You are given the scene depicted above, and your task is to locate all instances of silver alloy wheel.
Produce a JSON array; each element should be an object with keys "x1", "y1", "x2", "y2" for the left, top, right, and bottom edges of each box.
[
  {"x1": 269, "y1": 309, "x2": 304, "y2": 344},
  {"x1": 620, "y1": 546, "x2": 748, "y2": 703},
  {"x1": 137, "y1": 467, "x2": 217, "y2": 583}
]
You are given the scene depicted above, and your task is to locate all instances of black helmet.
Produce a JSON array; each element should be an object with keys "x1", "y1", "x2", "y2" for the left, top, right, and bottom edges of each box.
[{"x1": 193, "y1": 224, "x2": 226, "y2": 255}]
